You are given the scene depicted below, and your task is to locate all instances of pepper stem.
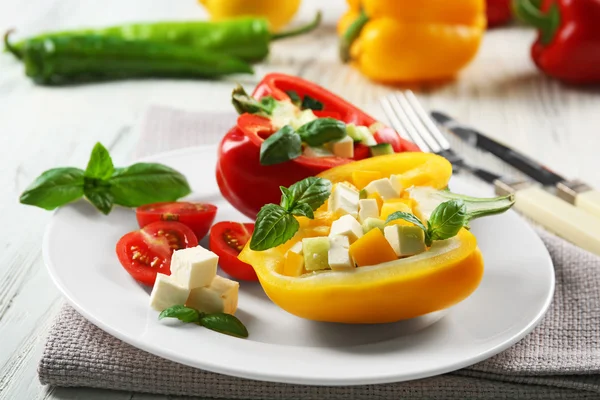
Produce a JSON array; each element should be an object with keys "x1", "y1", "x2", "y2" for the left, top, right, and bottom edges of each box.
[
  {"x1": 271, "y1": 11, "x2": 322, "y2": 41},
  {"x1": 512, "y1": 0, "x2": 560, "y2": 45},
  {"x1": 4, "y1": 29, "x2": 23, "y2": 60},
  {"x1": 339, "y1": 10, "x2": 368, "y2": 63}
]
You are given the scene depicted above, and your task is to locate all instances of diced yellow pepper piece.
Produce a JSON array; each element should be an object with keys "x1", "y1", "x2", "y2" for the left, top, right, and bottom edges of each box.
[
  {"x1": 352, "y1": 170, "x2": 383, "y2": 190},
  {"x1": 283, "y1": 251, "x2": 305, "y2": 277},
  {"x1": 349, "y1": 228, "x2": 398, "y2": 267},
  {"x1": 380, "y1": 202, "x2": 412, "y2": 220},
  {"x1": 367, "y1": 192, "x2": 384, "y2": 210}
]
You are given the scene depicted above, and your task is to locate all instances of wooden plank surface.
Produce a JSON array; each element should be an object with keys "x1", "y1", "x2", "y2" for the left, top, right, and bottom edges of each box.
[{"x1": 1, "y1": 1, "x2": 599, "y2": 398}]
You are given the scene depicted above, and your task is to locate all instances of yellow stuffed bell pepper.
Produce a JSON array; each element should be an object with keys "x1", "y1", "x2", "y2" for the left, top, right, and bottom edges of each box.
[
  {"x1": 338, "y1": 0, "x2": 486, "y2": 83},
  {"x1": 239, "y1": 152, "x2": 514, "y2": 324}
]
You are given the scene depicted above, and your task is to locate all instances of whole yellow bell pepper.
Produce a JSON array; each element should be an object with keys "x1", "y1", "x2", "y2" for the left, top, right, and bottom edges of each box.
[
  {"x1": 239, "y1": 153, "x2": 485, "y2": 324},
  {"x1": 338, "y1": 0, "x2": 486, "y2": 83},
  {"x1": 199, "y1": 0, "x2": 301, "y2": 32}
]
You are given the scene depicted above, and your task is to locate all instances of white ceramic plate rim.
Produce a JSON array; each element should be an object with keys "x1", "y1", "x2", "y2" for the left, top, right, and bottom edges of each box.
[{"x1": 43, "y1": 145, "x2": 555, "y2": 386}]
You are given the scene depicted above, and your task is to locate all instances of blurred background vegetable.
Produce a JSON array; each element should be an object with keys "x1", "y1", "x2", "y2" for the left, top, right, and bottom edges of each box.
[
  {"x1": 513, "y1": 0, "x2": 600, "y2": 84},
  {"x1": 199, "y1": 0, "x2": 301, "y2": 31},
  {"x1": 487, "y1": 0, "x2": 513, "y2": 27},
  {"x1": 338, "y1": 0, "x2": 486, "y2": 83}
]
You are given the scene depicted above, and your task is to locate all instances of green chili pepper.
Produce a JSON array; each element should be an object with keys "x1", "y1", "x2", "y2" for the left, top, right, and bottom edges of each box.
[
  {"x1": 10, "y1": 11, "x2": 322, "y2": 63},
  {"x1": 4, "y1": 31, "x2": 253, "y2": 85}
]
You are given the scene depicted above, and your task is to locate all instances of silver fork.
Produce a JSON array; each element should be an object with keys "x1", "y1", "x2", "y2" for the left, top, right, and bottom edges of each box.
[{"x1": 380, "y1": 91, "x2": 501, "y2": 184}]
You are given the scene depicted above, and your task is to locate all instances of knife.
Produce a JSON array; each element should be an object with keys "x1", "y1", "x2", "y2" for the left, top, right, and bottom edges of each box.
[{"x1": 431, "y1": 111, "x2": 600, "y2": 219}]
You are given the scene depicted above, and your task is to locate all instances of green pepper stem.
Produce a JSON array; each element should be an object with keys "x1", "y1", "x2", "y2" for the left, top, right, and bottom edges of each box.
[
  {"x1": 512, "y1": 0, "x2": 560, "y2": 45},
  {"x1": 4, "y1": 29, "x2": 23, "y2": 60},
  {"x1": 271, "y1": 11, "x2": 322, "y2": 41},
  {"x1": 339, "y1": 10, "x2": 368, "y2": 63}
]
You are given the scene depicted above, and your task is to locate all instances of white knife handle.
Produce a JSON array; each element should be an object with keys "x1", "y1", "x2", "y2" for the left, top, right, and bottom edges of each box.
[
  {"x1": 514, "y1": 186, "x2": 600, "y2": 256},
  {"x1": 576, "y1": 190, "x2": 600, "y2": 219}
]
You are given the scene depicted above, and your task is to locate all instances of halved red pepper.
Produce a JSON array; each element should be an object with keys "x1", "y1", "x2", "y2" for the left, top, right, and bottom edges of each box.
[
  {"x1": 514, "y1": 0, "x2": 600, "y2": 84},
  {"x1": 216, "y1": 73, "x2": 419, "y2": 219}
]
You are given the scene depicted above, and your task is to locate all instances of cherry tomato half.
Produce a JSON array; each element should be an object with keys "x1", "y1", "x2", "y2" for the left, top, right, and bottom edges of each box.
[
  {"x1": 136, "y1": 202, "x2": 217, "y2": 241},
  {"x1": 116, "y1": 221, "x2": 198, "y2": 286},
  {"x1": 209, "y1": 222, "x2": 257, "y2": 281}
]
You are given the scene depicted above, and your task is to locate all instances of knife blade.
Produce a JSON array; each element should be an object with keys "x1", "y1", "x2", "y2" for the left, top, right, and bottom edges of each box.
[{"x1": 431, "y1": 111, "x2": 600, "y2": 220}]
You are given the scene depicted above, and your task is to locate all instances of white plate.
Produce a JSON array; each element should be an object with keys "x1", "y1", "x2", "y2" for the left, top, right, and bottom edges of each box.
[{"x1": 43, "y1": 145, "x2": 555, "y2": 386}]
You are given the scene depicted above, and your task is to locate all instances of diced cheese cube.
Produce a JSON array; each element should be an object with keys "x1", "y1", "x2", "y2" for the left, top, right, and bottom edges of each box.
[
  {"x1": 270, "y1": 101, "x2": 298, "y2": 129},
  {"x1": 358, "y1": 198, "x2": 379, "y2": 223},
  {"x1": 186, "y1": 275, "x2": 239, "y2": 314},
  {"x1": 331, "y1": 135, "x2": 354, "y2": 158},
  {"x1": 149, "y1": 273, "x2": 190, "y2": 311},
  {"x1": 171, "y1": 246, "x2": 218, "y2": 289},
  {"x1": 304, "y1": 146, "x2": 334, "y2": 158},
  {"x1": 328, "y1": 235, "x2": 354, "y2": 271},
  {"x1": 364, "y1": 178, "x2": 399, "y2": 200},
  {"x1": 328, "y1": 184, "x2": 359, "y2": 218},
  {"x1": 302, "y1": 237, "x2": 330, "y2": 271},
  {"x1": 289, "y1": 241, "x2": 304, "y2": 255},
  {"x1": 389, "y1": 175, "x2": 404, "y2": 195},
  {"x1": 384, "y1": 225, "x2": 426, "y2": 257},
  {"x1": 329, "y1": 214, "x2": 363, "y2": 243},
  {"x1": 283, "y1": 251, "x2": 305, "y2": 277}
]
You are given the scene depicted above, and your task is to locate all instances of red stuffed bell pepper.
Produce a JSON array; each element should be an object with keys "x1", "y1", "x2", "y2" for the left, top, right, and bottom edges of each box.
[
  {"x1": 514, "y1": 0, "x2": 600, "y2": 84},
  {"x1": 216, "y1": 73, "x2": 419, "y2": 219}
]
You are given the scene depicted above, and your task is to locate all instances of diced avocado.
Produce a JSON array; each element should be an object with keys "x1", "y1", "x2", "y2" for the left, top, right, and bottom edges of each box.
[
  {"x1": 346, "y1": 123, "x2": 363, "y2": 142},
  {"x1": 346, "y1": 124, "x2": 378, "y2": 145},
  {"x1": 362, "y1": 217, "x2": 385, "y2": 234},
  {"x1": 369, "y1": 143, "x2": 394, "y2": 157},
  {"x1": 302, "y1": 237, "x2": 330, "y2": 271}
]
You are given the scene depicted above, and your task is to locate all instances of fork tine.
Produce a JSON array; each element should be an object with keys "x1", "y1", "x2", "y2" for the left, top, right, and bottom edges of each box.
[
  {"x1": 404, "y1": 91, "x2": 451, "y2": 151},
  {"x1": 393, "y1": 92, "x2": 443, "y2": 153},
  {"x1": 380, "y1": 95, "x2": 431, "y2": 152}
]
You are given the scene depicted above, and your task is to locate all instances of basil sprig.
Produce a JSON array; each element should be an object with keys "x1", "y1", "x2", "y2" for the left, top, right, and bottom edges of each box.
[
  {"x1": 159, "y1": 305, "x2": 248, "y2": 338},
  {"x1": 19, "y1": 142, "x2": 191, "y2": 215},
  {"x1": 385, "y1": 199, "x2": 467, "y2": 247},
  {"x1": 285, "y1": 90, "x2": 324, "y2": 111},
  {"x1": 260, "y1": 125, "x2": 302, "y2": 166},
  {"x1": 250, "y1": 177, "x2": 332, "y2": 251},
  {"x1": 297, "y1": 118, "x2": 347, "y2": 146},
  {"x1": 231, "y1": 84, "x2": 276, "y2": 117}
]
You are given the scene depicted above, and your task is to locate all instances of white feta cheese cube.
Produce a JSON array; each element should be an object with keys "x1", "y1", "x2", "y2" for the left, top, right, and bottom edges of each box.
[
  {"x1": 186, "y1": 275, "x2": 239, "y2": 314},
  {"x1": 331, "y1": 135, "x2": 354, "y2": 158},
  {"x1": 384, "y1": 225, "x2": 402, "y2": 257},
  {"x1": 328, "y1": 235, "x2": 354, "y2": 271},
  {"x1": 149, "y1": 273, "x2": 190, "y2": 312},
  {"x1": 170, "y1": 246, "x2": 218, "y2": 289},
  {"x1": 329, "y1": 214, "x2": 363, "y2": 244},
  {"x1": 289, "y1": 241, "x2": 304, "y2": 255},
  {"x1": 364, "y1": 178, "x2": 399, "y2": 200},
  {"x1": 304, "y1": 146, "x2": 334, "y2": 158},
  {"x1": 358, "y1": 198, "x2": 380, "y2": 223},
  {"x1": 328, "y1": 184, "x2": 360, "y2": 218},
  {"x1": 389, "y1": 174, "x2": 404, "y2": 195}
]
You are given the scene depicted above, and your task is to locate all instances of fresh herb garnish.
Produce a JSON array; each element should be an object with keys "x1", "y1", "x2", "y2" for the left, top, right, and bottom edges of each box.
[
  {"x1": 285, "y1": 90, "x2": 302, "y2": 107},
  {"x1": 231, "y1": 84, "x2": 276, "y2": 117},
  {"x1": 385, "y1": 199, "x2": 467, "y2": 246},
  {"x1": 297, "y1": 118, "x2": 347, "y2": 146},
  {"x1": 259, "y1": 125, "x2": 302, "y2": 166},
  {"x1": 301, "y1": 95, "x2": 324, "y2": 111},
  {"x1": 19, "y1": 142, "x2": 191, "y2": 215},
  {"x1": 159, "y1": 305, "x2": 248, "y2": 338},
  {"x1": 250, "y1": 177, "x2": 332, "y2": 251}
]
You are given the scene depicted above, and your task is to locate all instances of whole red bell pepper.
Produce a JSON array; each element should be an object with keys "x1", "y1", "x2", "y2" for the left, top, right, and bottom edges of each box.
[
  {"x1": 216, "y1": 73, "x2": 419, "y2": 219},
  {"x1": 487, "y1": 0, "x2": 513, "y2": 27},
  {"x1": 514, "y1": 0, "x2": 600, "y2": 84}
]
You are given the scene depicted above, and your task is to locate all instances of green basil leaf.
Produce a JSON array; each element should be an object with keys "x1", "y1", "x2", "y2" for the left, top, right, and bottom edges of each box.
[
  {"x1": 85, "y1": 142, "x2": 114, "y2": 180},
  {"x1": 20, "y1": 167, "x2": 85, "y2": 210},
  {"x1": 199, "y1": 313, "x2": 249, "y2": 338},
  {"x1": 297, "y1": 118, "x2": 347, "y2": 146},
  {"x1": 259, "y1": 125, "x2": 302, "y2": 166},
  {"x1": 108, "y1": 163, "x2": 191, "y2": 207},
  {"x1": 84, "y1": 186, "x2": 114, "y2": 215},
  {"x1": 231, "y1": 84, "x2": 275, "y2": 116},
  {"x1": 285, "y1": 90, "x2": 302, "y2": 106},
  {"x1": 280, "y1": 186, "x2": 294, "y2": 211},
  {"x1": 290, "y1": 202, "x2": 314, "y2": 219},
  {"x1": 250, "y1": 204, "x2": 299, "y2": 251},
  {"x1": 301, "y1": 95, "x2": 324, "y2": 111},
  {"x1": 427, "y1": 199, "x2": 467, "y2": 243},
  {"x1": 288, "y1": 177, "x2": 332, "y2": 211},
  {"x1": 159, "y1": 305, "x2": 202, "y2": 323},
  {"x1": 385, "y1": 211, "x2": 427, "y2": 232}
]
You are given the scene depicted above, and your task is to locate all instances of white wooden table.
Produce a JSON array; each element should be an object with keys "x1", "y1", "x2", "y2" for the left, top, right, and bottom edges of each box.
[{"x1": 1, "y1": 1, "x2": 599, "y2": 398}]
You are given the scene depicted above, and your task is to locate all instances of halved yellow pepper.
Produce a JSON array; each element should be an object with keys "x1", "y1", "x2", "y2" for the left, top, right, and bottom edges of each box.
[{"x1": 239, "y1": 153, "x2": 484, "y2": 324}]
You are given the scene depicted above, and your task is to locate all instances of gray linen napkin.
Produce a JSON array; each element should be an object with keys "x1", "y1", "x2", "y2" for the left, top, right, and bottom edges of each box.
[{"x1": 38, "y1": 106, "x2": 600, "y2": 399}]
